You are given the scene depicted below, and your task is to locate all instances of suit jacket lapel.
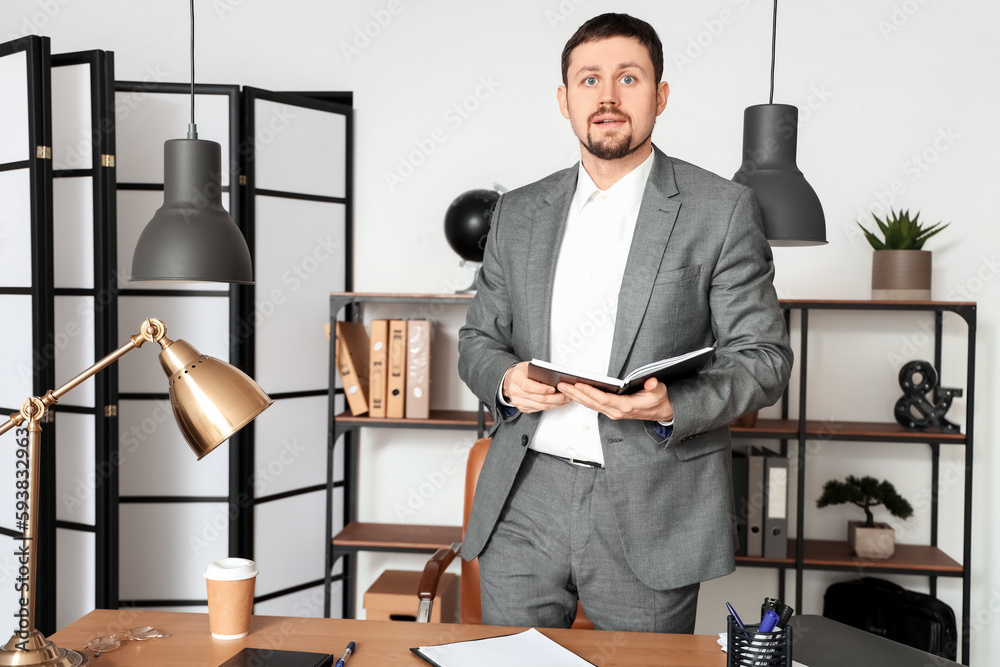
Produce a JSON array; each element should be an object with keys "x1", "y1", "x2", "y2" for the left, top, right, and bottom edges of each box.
[
  {"x1": 525, "y1": 165, "x2": 577, "y2": 360},
  {"x1": 608, "y1": 148, "x2": 681, "y2": 378}
]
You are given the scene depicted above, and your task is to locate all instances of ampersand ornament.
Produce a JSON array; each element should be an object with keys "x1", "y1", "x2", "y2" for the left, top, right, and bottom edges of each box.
[{"x1": 894, "y1": 360, "x2": 962, "y2": 432}]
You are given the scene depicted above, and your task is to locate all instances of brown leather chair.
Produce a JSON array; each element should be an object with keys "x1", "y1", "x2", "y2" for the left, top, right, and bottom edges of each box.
[{"x1": 417, "y1": 437, "x2": 593, "y2": 628}]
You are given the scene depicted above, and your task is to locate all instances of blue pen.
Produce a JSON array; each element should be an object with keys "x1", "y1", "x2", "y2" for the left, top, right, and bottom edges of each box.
[
  {"x1": 335, "y1": 641, "x2": 355, "y2": 667},
  {"x1": 726, "y1": 602, "x2": 752, "y2": 638}
]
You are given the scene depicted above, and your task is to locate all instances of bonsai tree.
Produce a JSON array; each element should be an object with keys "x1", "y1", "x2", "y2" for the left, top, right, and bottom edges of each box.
[
  {"x1": 858, "y1": 209, "x2": 949, "y2": 250},
  {"x1": 816, "y1": 475, "x2": 914, "y2": 527}
]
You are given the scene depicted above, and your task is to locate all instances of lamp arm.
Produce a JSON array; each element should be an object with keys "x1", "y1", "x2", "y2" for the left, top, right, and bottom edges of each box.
[{"x1": 0, "y1": 319, "x2": 167, "y2": 438}]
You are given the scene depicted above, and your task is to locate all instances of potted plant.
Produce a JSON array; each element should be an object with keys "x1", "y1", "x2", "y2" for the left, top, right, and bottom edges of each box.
[
  {"x1": 816, "y1": 475, "x2": 914, "y2": 559},
  {"x1": 858, "y1": 209, "x2": 949, "y2": 300}
]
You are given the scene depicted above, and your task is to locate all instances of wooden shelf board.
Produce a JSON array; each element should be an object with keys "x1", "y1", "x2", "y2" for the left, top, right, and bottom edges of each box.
[
  {"x1": 800, "y1": 539, "x2": 962, "y2": 573},
  {"x1": 731, "y1": 418, "x2": 965, "y2": 443},
  {"x1": 334, "y1": 409, "x2": 492, "y2": 428},
  {"x1": 333, "y1": 522, "x2": 462, "y2": 551},
  {"x1": 330, "y1": 291, "x2": 474, "y2": 301},
  {"x1": 778, "y1": 299, "x2": 975, "y2": 308},
  {"x1": 737, "y1": 539, "x2": 961, "y2": 574}
]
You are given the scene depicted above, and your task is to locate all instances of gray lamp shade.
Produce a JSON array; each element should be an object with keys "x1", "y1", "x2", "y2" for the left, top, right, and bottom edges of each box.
[
  {"x1": 733, "y1": 104, "x2": 827, "y2": 247},
  {"x1": 131, "y1": 138, "x2": 254, "y2": 283}
]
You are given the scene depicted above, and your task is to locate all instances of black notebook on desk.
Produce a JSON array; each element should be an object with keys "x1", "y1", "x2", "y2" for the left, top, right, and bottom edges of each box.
[{"x1": 218, "y1": 648, "x2": 333, "y2": 667}]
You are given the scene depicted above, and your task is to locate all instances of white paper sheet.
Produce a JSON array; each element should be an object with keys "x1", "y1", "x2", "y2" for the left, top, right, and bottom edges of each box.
[{"x1": 412, "y1": 628, "x2": 595, "y2": 667}]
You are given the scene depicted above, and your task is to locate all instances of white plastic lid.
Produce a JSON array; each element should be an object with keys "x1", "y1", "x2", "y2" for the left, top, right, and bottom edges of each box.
[{"x1": 204, "y1": 557, "x2": 258, "y2": 581}]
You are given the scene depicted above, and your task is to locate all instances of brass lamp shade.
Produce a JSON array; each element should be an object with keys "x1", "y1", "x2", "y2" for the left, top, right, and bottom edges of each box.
[{"x1": 158, "y1": 336, "x2": 273, "y2": 459}]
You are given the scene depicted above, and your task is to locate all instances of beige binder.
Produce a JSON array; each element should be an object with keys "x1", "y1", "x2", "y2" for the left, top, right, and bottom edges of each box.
[
  {"x1": 405, "y1": 320, "x2": 431, "y2": 420},
  {"x1": 369, "y1": 320, "x2": 389, "y2": 418},
  {"x1": 334, "y1": 321, "x2": 370, "y2": 416},
  {"x1": 386, "y1": 320, "x2": 407, "y2": 419}
]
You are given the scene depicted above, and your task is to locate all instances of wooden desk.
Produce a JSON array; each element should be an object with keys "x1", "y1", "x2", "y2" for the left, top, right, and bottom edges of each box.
[{"x1": 50, "y1": 610, "x2": 725, "y2": 666}]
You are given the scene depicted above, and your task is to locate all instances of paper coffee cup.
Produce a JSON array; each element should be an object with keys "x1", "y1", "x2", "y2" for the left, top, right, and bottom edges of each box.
[{"x1": 205, "y1": 558, "x2": 258, "y2": 639}]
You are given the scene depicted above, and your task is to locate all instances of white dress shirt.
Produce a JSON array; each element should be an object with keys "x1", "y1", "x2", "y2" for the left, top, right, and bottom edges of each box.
[{"x1": 527, "y1": 151, "x2": 656, "y2": 464}]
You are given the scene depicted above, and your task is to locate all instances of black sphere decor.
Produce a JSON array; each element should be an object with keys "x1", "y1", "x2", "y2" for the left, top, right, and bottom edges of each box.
[{"x1": 443, "y1": 188, "x2": 500, "y2": 263}]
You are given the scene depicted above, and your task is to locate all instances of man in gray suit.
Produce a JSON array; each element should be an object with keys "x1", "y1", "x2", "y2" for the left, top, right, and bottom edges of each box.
[{"x1": 457, "y1": 13, "x2": 792, "y2": 633}]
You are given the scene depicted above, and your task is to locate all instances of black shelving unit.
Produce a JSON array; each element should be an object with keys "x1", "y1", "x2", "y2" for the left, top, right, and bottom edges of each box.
[
  {"x1": 323, "y1": 296, "x2": 975, "y2": 661},
  {"x1": 324, "y1": 292, "x2": 490, "y2": 618},
  {"x1": 731, "y1": 299, "x2": 975, "y2": 664}
]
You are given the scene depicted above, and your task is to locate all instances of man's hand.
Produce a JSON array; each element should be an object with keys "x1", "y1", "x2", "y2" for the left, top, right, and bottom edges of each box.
[
  {"x1": 502, "y1": 361, "x2": 572, "y2": 414},
  {"x1": 557, "y1": 376, "x2": 673, "y2": 422}
]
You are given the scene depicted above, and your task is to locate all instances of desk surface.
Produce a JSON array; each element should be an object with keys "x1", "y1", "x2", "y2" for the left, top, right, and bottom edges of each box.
[{"x1": 50, "y1": 610, "x2": 726, "y2": 666}]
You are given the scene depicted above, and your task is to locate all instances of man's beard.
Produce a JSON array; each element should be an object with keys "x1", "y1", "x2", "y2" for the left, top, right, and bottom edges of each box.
[{"x1": 582, "y1": 110, "x2": 651, "y2": 160}]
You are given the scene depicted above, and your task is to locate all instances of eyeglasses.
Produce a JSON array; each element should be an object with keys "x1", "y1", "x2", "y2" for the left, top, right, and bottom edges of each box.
[{"x1": 86, "y1": 626, "x2": 170, "y2": 656}]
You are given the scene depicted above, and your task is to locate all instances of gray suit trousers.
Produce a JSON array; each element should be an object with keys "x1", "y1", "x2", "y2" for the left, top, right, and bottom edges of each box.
[{"x1": 478, "y1": 449, "x2": 699, "y2": 633}]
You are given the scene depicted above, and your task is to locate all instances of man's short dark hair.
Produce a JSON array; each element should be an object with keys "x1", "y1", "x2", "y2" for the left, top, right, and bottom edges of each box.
[{"x1": 561, "y1": 13, "x2": 664, "y2": 86}]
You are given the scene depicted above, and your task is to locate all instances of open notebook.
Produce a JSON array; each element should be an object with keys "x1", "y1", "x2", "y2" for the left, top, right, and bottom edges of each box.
[{"x1": 411, "y1": 628, "x2": 595, "y2": 667}]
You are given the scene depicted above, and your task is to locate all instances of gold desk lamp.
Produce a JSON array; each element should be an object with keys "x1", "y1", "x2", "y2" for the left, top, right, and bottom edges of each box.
[{"x1": 0, "y1": 318, "x2": 272, "y2": 666}]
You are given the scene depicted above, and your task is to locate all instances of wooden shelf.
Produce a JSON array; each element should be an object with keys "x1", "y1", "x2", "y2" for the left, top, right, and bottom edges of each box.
[
  {"x1": 777, "y1": 299, "x2": 975, "y2": 310},
  {"x1": 331, "y1": 291, "x2": 475, "y2": 300},
  {"x1": 332, "y1": 522, "x2": 462, "y2": 554},
  {"x1": 334, "y1": 409, "x2": 492, "y2": 430},
  {"x1": 800, "y1": 539, "x2": 962, "y2": 574},
  {"x1": 730, "y1": 418, "x2": 965, "y2": 444},
  {"x1": 736, "y1": 539, "x2": 962, "y2": 576}
]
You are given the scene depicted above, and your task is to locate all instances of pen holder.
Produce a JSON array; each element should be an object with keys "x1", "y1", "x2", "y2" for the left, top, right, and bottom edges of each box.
[{"x1": 727, "y1": 615, "x2": 793, "y2": 667}]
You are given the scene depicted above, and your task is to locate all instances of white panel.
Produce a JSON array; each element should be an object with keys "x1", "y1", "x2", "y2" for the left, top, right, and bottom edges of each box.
[
  {"x1": 119, "y1": 503, "x2": 229, "y2": 600},
  {"x1": 55, "y1": 412, "x2": 96, "y2": 524},
  {"x1": 253, "y1": 396, "x2": 326, "y2": 497},
  {"x1": 0, "y1": 50, "x2": 29, "y2": 164},
  {"x1": 0, "y1": 420, "x2": 27, "y2": 533},
  {"x1": 0, "y1": 169, "x2": 33, "y2": 287},
  {"x1": 0, "y1": 549, "x2": 23, "y2": 635},
  {"x1": 253, "y1": 584, "x2": 329, "y2": 619},
  {"x1": 51, "y1": 63, "x2": 93, "y2": 171},
  {"x1": 115, "y1": 92, "x2": 231, "y2": 184},
  {"x1": 54, "y1": 295, "x2": 96, "y2": 407},
  {"x1": 253, "y1": 490, "x2": 325, "y2": 596},
  {"x1": 115, "y1": 189, "x2": 229, "y2": 291},
  {"x1": 56, "y1": 529, "x2": 95, "y2": 631},
  {"x1": 254, "y1": 199, "x2": 345, "y2": 393},
  {"x1": 116, "y1": 296, "x2": 230, "y2": 394},
  {"x1": 0, "y1": 295, "x2": 33, "y2": 409},
  {"x1": 253, "y1": 100, "x2": 346, "y2": 198},
  {"x1": 53, "y1": 178, "x2": 94, "y2": 289},
  {"x1": 118, "y1": 400, "x2": 229, "y2": 497}
]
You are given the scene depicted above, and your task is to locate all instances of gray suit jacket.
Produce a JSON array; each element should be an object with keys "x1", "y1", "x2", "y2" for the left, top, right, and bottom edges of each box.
[{"x1": 457, "y1": 146, "x2": 793, "y2": 590}]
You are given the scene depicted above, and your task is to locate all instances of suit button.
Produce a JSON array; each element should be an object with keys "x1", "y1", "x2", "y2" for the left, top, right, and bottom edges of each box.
[{"x1": 521, "y1": 435, "x2": 528, "y2": 447}]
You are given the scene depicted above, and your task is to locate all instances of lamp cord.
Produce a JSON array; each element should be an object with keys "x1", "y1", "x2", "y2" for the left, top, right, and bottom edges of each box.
[
  {"x1": 769, "y1": 0, "x2": 777, "y2": 105},
  {"x1": 188, "y1": 0, "x2": 198, "y2": 139}
]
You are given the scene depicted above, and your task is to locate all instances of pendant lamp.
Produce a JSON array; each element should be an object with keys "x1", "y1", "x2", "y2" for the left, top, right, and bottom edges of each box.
[
  {"x1": 732, "y1": 0, "x2": 827, "y2": 246},
  {"x1": 131, "y1": 0, "x2": 254, "y2": 282}
]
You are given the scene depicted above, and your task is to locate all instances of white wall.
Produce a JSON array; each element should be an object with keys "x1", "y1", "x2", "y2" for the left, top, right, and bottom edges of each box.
[{"x1": 5, "y1": 0, "x2": 998, "y2": 662}]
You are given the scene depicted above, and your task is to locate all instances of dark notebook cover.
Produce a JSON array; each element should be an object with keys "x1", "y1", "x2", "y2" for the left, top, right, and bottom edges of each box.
[
  {"x1": 528, "y1": 347, "x2": 713, "y2": 395},
  {"x1": 218, "y1": 648, "x2": 333, "y2": 667}
]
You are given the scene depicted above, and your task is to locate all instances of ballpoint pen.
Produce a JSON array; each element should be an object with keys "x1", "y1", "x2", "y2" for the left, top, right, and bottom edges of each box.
[
  {"x1": 335, "y1": 640, "x2": 355, "y2": 667},
  {"x1": 726, "y1": 601, "x2": 752, "y2": 638}
]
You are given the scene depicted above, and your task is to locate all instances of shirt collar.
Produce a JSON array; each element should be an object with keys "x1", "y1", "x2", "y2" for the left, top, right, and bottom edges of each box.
[{"x1": 571, "y1": 149, "x2": 656, "y2": 216}]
